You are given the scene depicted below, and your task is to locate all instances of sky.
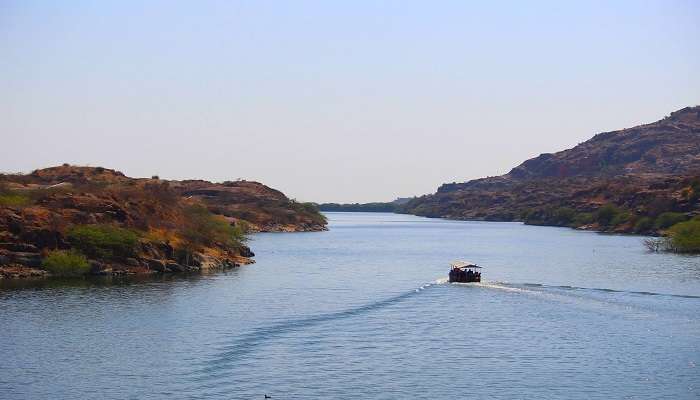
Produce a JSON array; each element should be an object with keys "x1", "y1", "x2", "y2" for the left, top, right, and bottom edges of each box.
[{"x1": 1, "y1": 1, "x2": 699, "y2": 203}]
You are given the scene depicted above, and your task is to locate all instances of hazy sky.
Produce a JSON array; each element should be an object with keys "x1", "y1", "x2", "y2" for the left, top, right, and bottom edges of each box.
[{"x1": 2, "y1": 1, "x2": 699, "y2": 203}]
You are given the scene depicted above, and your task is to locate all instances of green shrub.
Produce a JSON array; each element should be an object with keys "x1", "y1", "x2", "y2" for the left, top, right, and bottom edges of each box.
[
  {"x1": 235, "y1": 220, "x2": 251, "y2": 234},
  {"x1": 0, "y1": 184, "x2": 31, "y2": 207},
  {"x1": 667, "y1": 219, "x2": 700, "y2": 253},
  {"x1": 552, "y1": 207, "x2": 576, "y2": 225},
  {"x1": 67, "y1": 224, "x2": 139, "y2": 259},
  {"x1": 0, "y1": 192, "x2": 31, "y2": 207},
  {"x1": 289, "y1": 200, "x2": 327, "y2": 224},
  {"x1": 42, "y1": 249, "x2": 90, "y2": 277},
  {"x1": 610, "y1": 211, "x2": 632, "y2": 227},
  {"x1": 634, "y1": 217, "x2": 654, "y2": 233},
  {"x1": 519, "y1": 208, "x2": 534, "y2": 221},
  {"x1": 182, "y1": 204, "x2": 246, "y2": 251},
  {"x1": 654, "y1": 212, "x2": 687, "y2": 230},
  {"x1": 572, "y1": 212, "x2": 593, "y2": 226},
  {"x1": 594, "y1": 204, "x2": 621, "y2": 227}
]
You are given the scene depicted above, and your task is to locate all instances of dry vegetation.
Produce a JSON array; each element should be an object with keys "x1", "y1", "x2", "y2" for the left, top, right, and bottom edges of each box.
[{"x1": 0, "y1": 164, "x2": 325, "y2": 278}]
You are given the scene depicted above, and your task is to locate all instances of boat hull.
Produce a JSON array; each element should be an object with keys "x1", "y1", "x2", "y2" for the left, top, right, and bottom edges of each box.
[
  {"x1": 448, "y1": 269, "x2": 481, "y2": 283},
  {"x1": 448, "y1": 275, "x2": 481, "y2": 283}
]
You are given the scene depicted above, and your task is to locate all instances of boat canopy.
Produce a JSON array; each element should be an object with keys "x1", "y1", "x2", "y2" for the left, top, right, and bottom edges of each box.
[{"x1": 450, "y1": 261, "x2": 482, "y2": 269}]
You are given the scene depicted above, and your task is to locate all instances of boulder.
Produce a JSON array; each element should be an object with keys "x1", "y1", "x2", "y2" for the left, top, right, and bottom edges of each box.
[
  {"x1": 124, "y1": 258, "x2": 141, "y2": 267},
  {"x1": 90, "y1": 261, "x2": 110, "y2": 275},
  {"x1": 165, "y1": 261, "x2": 186, "y2": 273},
  {"x1": 5, "y1": 251, "x2": 42, "y2": 268},
  {"x1": 144, "y1": 258, "x2": 166, "y2": 272},
  {"x1": 0, "y1": 265, "x2": 49, "y2": 279},
  {"x1": 239, "y1": 246, "x2": 255, "y2": 258},
  {"x1": 0, "y1": 243, "x2": 39, "y2": 252}
]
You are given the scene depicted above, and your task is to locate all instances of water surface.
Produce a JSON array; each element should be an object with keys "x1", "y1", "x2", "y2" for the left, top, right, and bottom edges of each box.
[{"x1": 1, "y1": 212, "x2": 699, "y2": 399}]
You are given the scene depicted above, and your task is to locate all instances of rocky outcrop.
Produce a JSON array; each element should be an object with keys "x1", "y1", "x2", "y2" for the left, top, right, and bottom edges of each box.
[
  {"x1": 401, "y1": 106, "x2": 700, "y2": 233},
  {"x1": 0, "y1": 264, "x2": 49, "y2": 279},
  {"x1": 0, "y1": 164, "x2": 326, "y2": 279},
  {"x1": 0, "y1": 191, "x2": 250, "y2": 279},
  {"x1": 506, "y1": 107, "x2": 700, "y2": 180},
  {"x1": 172, "y1": 180, "x2": 327, "y2": 232}
]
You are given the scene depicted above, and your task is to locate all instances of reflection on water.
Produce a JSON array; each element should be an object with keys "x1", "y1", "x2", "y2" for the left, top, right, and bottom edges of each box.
[
  {"x1": 0, "y1": 268, "x2": 233, "y2": 291},
  {"x1": 1, "y1": 212, "x2": 699, "y2": 399}
]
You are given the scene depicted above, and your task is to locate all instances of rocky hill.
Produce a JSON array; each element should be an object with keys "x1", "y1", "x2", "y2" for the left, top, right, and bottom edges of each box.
[
  {"x1": 173, "y1": 179, "x2": 326, "y2": 232},
  {"x1": 0, "y1": 165, "x2": 327, "y2": 279},
  {"x1": 401, "y1": 106, "x2": 700, "y2": 233}
]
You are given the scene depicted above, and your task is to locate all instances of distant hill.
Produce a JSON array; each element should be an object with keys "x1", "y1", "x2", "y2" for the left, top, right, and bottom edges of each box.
[
  {"x1": 400, "y1": 106, "x2": 700, "y2": 234},
  {"x1": 318, "y1": 197, "x2": 415, "y2": 213}
]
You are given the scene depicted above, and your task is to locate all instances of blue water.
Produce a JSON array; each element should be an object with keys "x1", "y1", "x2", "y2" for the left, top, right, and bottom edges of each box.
[{"x1": 1, "y1": 212, "x2": 699, "y2": 399}]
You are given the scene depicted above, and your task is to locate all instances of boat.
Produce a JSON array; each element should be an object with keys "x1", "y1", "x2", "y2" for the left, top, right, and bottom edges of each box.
[{"x1": 448, "y1": 261, "x2": 482, "y2": 283}]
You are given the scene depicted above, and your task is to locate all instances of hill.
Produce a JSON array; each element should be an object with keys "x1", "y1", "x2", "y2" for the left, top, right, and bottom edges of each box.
[
  {"x1": 401, "y1": 106, "x2": 700, "y2": 234},
  {"x1": 172, "y1": 180, "x2": 326, "y2": 232},
  {"x1": 317, "y1": 198, "x2": 414, "y2": 213},
  {"x1": 0, "y1": 165, "x2": 326, "y2": 279}
]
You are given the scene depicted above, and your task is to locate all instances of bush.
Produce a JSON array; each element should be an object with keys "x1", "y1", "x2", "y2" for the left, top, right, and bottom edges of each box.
[
  {"x1": 235, "y1": 219, "x2": 250, "y2": 233},
  {"x1": 42, "y1": 250, "x2": 90, "y2": 277},
  {"x1": 610, "y1": 211, "x2": 632, "y2": 227},
  {"x1": 572, "y1": 212, "x2": 594, "y2": 226},
  {"x1": 634, "y1": 217, "x2": 654, "y2": 233},
  {"x1": 654, "y1": 212, "x2": 687, "y2": 230},
  {"x1": 289, "y1": 200, "x2": 327, "y2": 224},
  {"x1": 0, "y1": 184, "x2": 31, "y2": 207},
  {"x1": 67, "y1": 224, "x2": 139, "y2": 259},
  {"x1": 0, "y1": 192, "x2": 31, "y2": 207},
  {"x1": 182, "y1": 204, "x2": 246, "y2": 251},
  {"x1": 594, "y1": 204, "x2": 620, "y2": 227},
  {"x1": 519, "y1": 208, "x2": 534, "y2": 220},
  {"x1": 667, "y1": 220, "x2": 700, "y2": 253},
  {"x1": 552, "y1": 207, "x2": 576, "y2": 226}
]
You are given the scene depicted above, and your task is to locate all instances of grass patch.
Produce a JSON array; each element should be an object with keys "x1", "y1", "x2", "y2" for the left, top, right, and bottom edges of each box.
[
  {"x1": 0, "y1": 192, "x2": 31, "y2": 207},
  {"x1": 182, "y1": 204, "x2": 247, "y2": 251},
  {"x1": 42, "y1": 249, "x2": 90, "y2": 277},
  {"x1": 667, "y1": 219, "x2": 700, "y2": 253},
  {"x1": 645, "y1": 219, "x2": 700, "y2": 253},
  {"x1": 0, "y1": 183, "x2": 32, "y2": 207},
  {"x1": 654, "y1": 212, "x2": 687, "y2": 230},
  {"x1": 634, "y1": 217, "x2": 654, "y2": 233},
  {"x1": 594, "y1": 204, "x2": 620, "y2": 227},
  {"x1": 67, "y1": 224, "x2": 139, "y2": 259}
]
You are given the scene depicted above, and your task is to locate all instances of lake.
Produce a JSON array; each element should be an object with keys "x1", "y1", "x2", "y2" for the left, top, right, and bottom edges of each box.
[{"x1": 1, "y1": 212, "x2": 699, "y2": 399}]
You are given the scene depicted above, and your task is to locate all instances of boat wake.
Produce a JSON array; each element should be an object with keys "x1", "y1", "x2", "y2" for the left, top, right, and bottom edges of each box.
[
  {"x1": 178, "y1": 277, "x2": 696, "y2": 396},
  {"x1": 437, "y1": 275, "x2": 699, "y2": 299},
  {"x1": 440, "y1": 278, "x2": 699, "y2": 326},
  {"x1": 472, "y1": 280, "x2": 700, "y2": 299},
  {"x1": 185, "y1": 281, "x2": 440, "y2": 387}
]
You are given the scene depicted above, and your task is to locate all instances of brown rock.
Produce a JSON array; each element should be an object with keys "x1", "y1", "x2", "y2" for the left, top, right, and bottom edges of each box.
[
  {"x1": 165, "y1": 261, "x2": 186, "y2": 273},
  {"x1": 144, "y1": 258, "x2": 166, "y2": 272}
]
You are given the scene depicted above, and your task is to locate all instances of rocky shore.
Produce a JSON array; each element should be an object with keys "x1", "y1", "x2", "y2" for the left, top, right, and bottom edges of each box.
[
  {"x1": 400, "y1": 106, "x2": 700, "y2": 235},
  {"x1": 0, "y1": 165, "x2": 326, "y2": 280}
]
